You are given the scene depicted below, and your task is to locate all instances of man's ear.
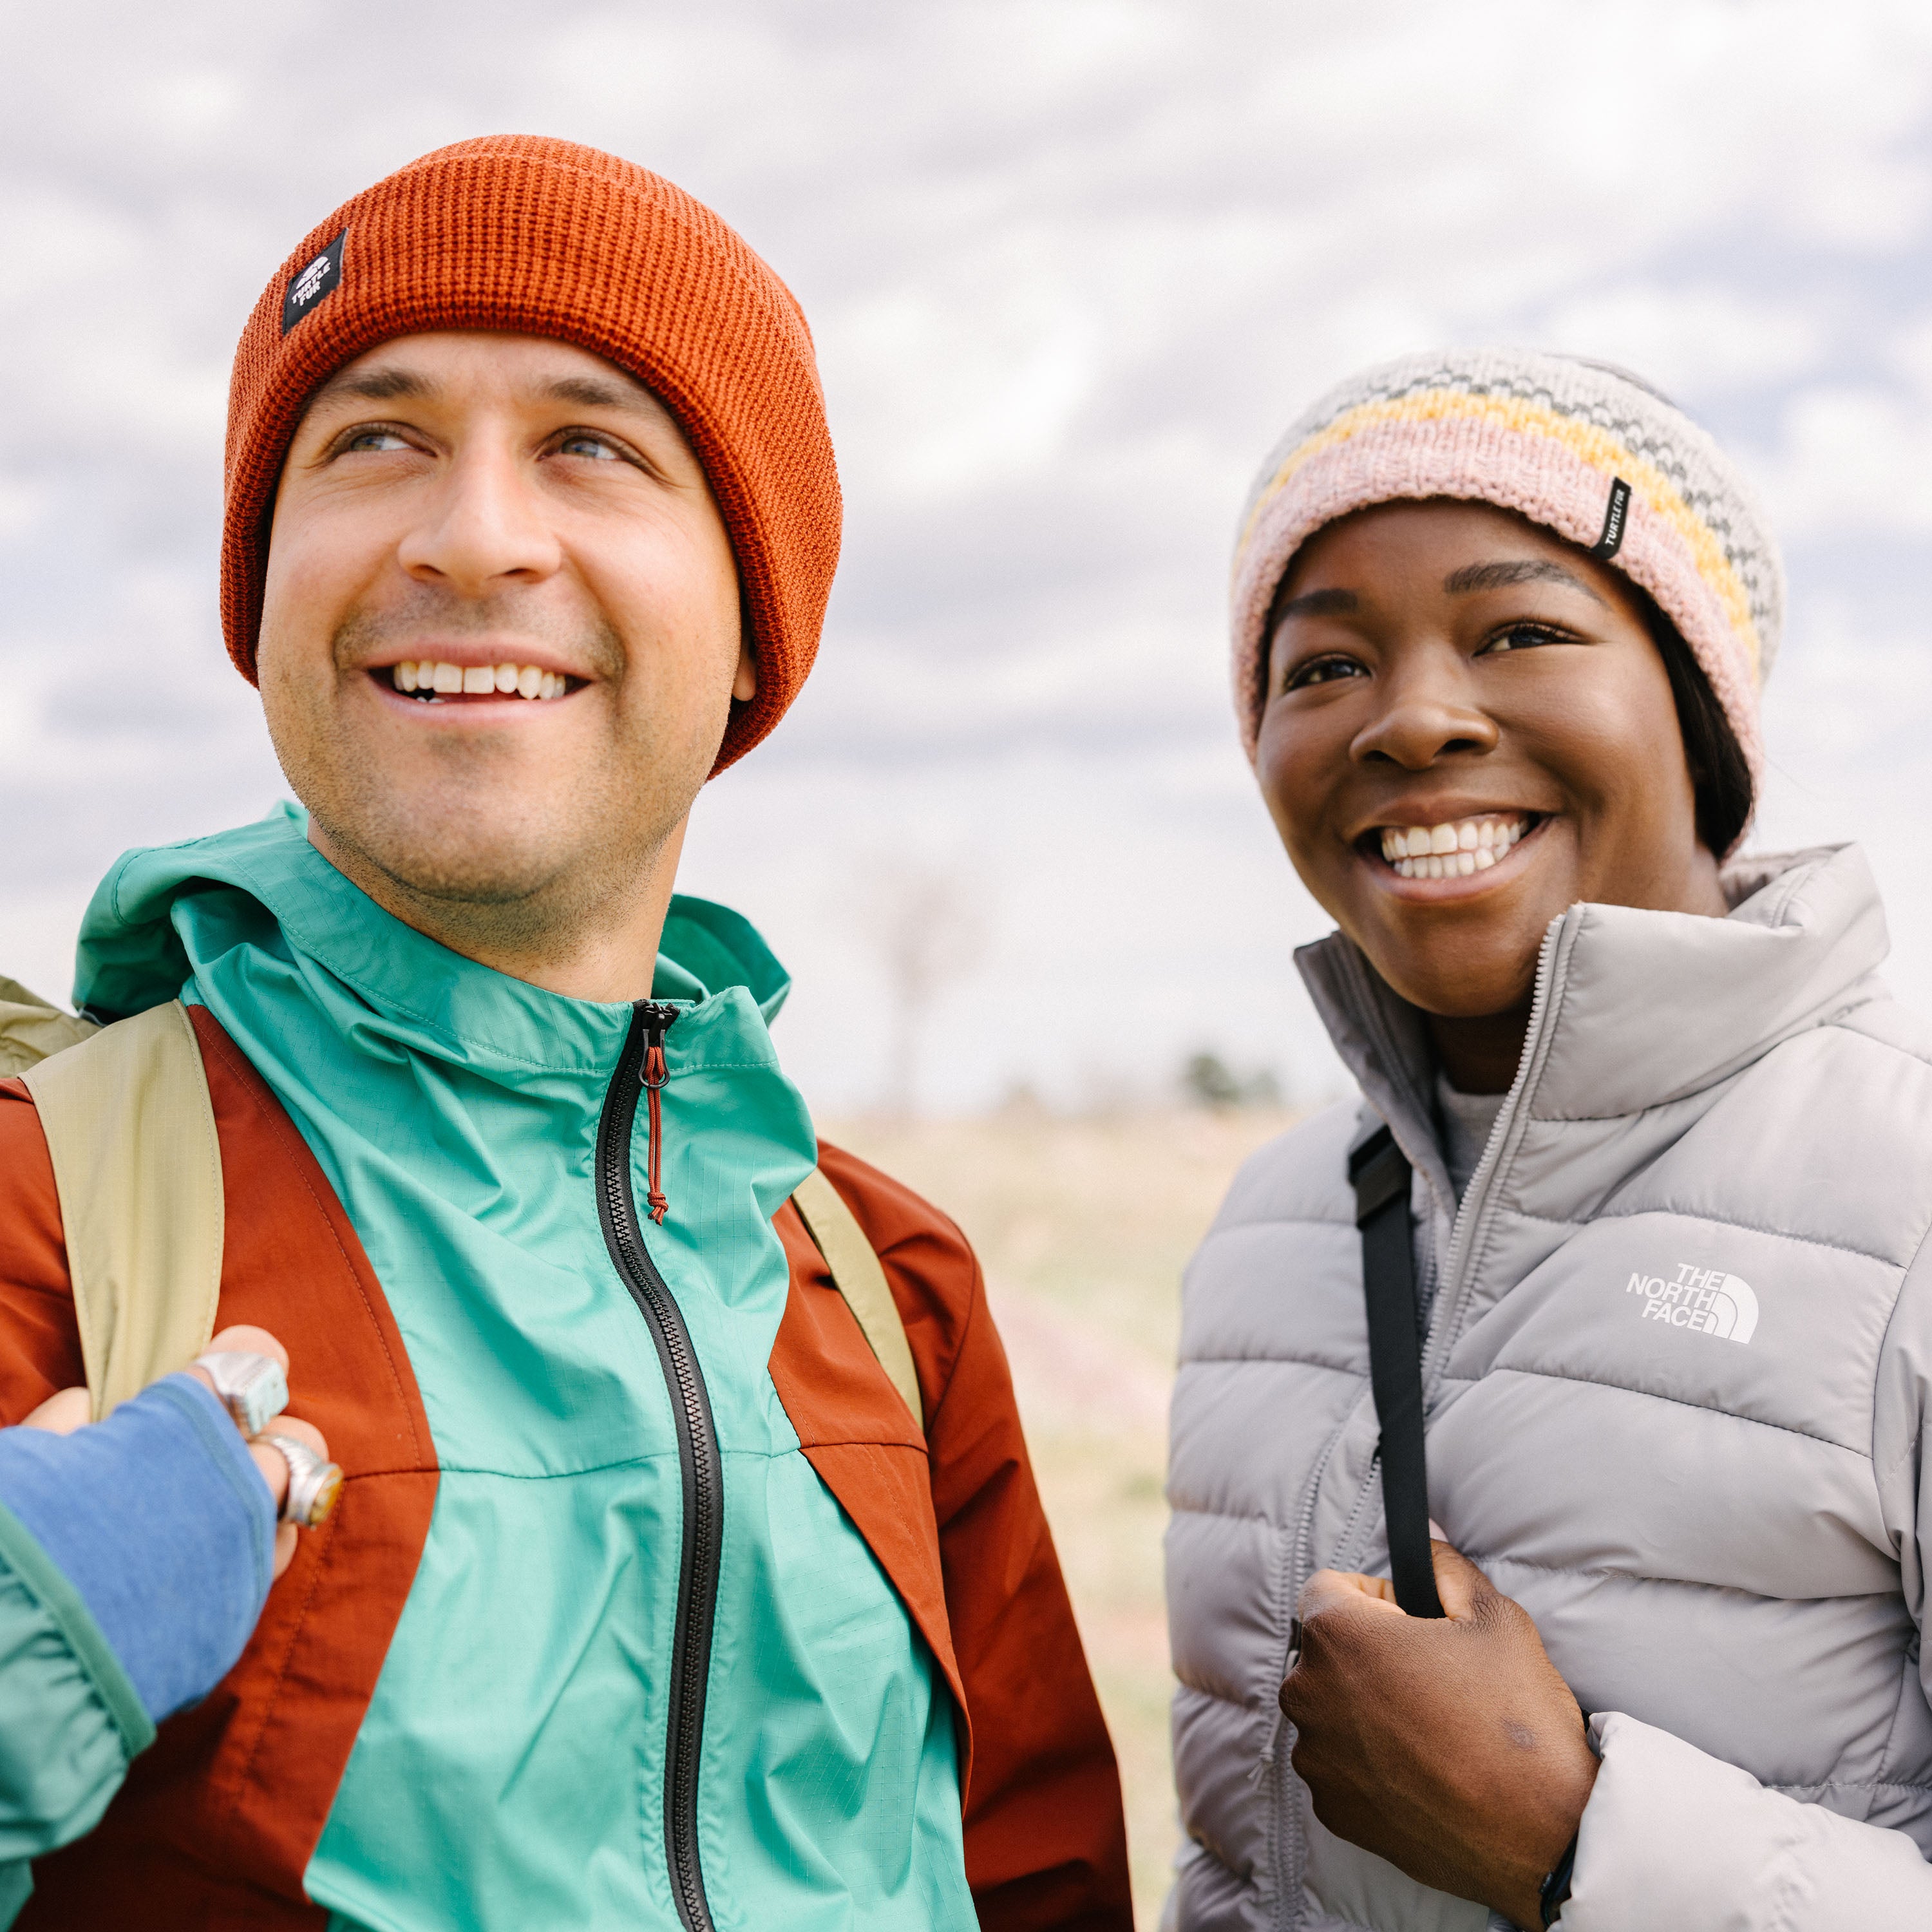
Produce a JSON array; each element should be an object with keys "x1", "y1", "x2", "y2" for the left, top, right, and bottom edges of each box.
[{"x1": 732, "y1": 637, "x2": 757, "y2": 702}]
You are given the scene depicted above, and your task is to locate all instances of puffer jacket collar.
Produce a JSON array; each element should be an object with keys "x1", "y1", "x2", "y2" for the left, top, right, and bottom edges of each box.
[{"x1": 1294, "y1": 842, "x2": 1889, "y2": 1198}]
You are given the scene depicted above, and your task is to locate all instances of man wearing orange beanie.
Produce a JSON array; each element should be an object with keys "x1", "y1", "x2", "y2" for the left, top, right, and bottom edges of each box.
[{"x1": 0, "y1": 137, "x2": 1131, "y2": 1929}]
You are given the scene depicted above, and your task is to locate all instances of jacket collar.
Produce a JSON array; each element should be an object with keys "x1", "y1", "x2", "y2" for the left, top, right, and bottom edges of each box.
[
  {"x1": 71, "y1": 802, "x2": 795, "y2": 1086},
  {"x1": 1297, "y1": 843, "x2": 1891, "y2": 1189}
]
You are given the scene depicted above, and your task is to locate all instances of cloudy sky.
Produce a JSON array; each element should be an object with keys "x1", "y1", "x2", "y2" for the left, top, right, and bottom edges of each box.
[{"x1": 5, "y1": 0, "x2": 1930, "y2": 1109}]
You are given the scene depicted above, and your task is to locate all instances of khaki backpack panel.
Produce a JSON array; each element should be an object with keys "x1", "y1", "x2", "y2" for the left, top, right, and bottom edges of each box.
[
  {"x1": 790, "y1": 1163, "x2": 925, "y2": 1431},
  {"x1": 21, "y1": 1001, "x2": 225, "y2": 1421},
  {"x1": 8, "y1": 983, "x2": 916, "y2": 1430},
  {"x1": 0, "y1": 976, "x2": 100, "y2": 1079}
]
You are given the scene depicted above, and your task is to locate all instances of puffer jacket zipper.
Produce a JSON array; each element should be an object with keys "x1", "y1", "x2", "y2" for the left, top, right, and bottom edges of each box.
[
  {"x1": 1421, "y1": 910, "x2": 1577, "y2": 1392},
  {"x1": 594, "y1": 999, "x2": 721, "y2": 1932},
  {"x1": 1270, "y1": 920, "x2": 1572, "y2": 1929}
]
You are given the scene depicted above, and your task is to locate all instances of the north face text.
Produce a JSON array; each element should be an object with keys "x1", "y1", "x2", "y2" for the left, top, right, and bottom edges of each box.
[{"x1": 1626, "y1": 1262, "x2": 1759, "y2": 1342}]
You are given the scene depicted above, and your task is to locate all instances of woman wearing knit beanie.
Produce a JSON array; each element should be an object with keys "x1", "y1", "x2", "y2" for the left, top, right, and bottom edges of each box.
[{"x1": 1166, "y1": 352, "x2": 1932, "y2": 1929}]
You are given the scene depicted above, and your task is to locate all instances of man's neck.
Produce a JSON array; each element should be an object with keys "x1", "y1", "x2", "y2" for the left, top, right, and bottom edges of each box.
[{"x1": 305, "y1": 817, "x2": 687, "y2": 1004}]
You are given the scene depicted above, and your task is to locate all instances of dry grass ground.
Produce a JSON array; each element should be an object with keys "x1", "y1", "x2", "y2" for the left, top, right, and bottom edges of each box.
[{"x1": 820, "y1": 1106, "x2": 1299, "y2": 1929}]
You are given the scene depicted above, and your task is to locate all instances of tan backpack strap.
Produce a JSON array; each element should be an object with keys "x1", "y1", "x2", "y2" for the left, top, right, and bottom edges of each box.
[
  {"x1": 21, "y1": 1001, "x2": 224, "y2": 1421},
  {"x1": 0, "y1": 976, "x2": 100, "y2": 1079},
  {"x1": 790, "y1": 1165, "x2": 923, "y2": 1432}
]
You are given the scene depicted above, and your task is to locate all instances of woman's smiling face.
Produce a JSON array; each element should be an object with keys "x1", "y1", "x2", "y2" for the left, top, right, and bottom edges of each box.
[{"x1": 1256, "y1": 498, "x2": 1727, "y2": 1036}]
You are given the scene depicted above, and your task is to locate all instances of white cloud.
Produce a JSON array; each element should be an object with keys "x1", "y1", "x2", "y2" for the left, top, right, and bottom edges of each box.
[
  {"x1": 1759, "y1": 386, "x2": 1932, "y2": 536},
  {"x1": 1538, "y1": 284, "x2": 1822, "y2": 397},
  {"x1": 0, "y1": 477, "x2": 45, "y2": 543}
]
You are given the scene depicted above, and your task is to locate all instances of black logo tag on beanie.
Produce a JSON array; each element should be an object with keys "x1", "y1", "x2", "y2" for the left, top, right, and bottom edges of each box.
[
  {"x1": 281, "y1": 232, "x2": 346, "y2": 335},
  {"x1": 1589, "y1": 477, "x2": 1632, "y2": 560}
]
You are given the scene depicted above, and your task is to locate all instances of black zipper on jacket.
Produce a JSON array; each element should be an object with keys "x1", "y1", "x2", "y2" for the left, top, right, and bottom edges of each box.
[{"x1": 594, "y1": 1000, "x2": 720, "y2": 1932}]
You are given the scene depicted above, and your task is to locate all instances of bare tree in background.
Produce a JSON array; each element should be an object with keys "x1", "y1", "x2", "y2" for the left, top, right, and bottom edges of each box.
[{"x1": 863, "y1": 861, "x2": 989, "y2": 1117}]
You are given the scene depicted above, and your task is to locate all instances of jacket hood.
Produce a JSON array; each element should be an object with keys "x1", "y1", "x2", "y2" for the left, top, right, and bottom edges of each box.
[
  {"x1": 1297, "y1": 843, "x2": 1891, "y2": 1197},
  {"x1": 71, "y1": 801, "x2": 791, "y2": 1048}
]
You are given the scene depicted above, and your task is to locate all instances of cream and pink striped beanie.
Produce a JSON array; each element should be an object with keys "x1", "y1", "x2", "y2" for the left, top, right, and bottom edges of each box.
[{"x1": 1229, "y1": 350, "x2": 1783, "y2": 791}]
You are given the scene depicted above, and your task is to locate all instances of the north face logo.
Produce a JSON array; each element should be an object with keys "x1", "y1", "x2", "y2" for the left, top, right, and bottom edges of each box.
[
  {"x1": 1627, "y1": 1263, "x2": 1758, "y2": 1342},
  {"x1": 281, "y1": 231, "x2": 346, "y2": 334}
]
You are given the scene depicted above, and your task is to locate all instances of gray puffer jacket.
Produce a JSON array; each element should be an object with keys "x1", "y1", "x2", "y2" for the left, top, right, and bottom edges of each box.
[{"x1": 1165, "y1": 845, "x2": 1932, "y2": 1930}]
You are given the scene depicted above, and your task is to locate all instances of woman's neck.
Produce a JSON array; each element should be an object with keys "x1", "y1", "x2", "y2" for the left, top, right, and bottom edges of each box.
[{"x1": 1426, "y1": 1008, "x2": 1531, "y2": 1095}]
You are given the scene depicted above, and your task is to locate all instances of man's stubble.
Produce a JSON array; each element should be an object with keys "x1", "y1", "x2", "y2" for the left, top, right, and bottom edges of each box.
[{"x1": 266, "y1": 597, "x2": 719, "y2": 963}]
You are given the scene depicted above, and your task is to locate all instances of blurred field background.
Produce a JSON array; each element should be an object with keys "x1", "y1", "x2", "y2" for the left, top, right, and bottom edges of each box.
[{"x1": 825, "y1": 1101, "x2": 1296, "y2": 1926}]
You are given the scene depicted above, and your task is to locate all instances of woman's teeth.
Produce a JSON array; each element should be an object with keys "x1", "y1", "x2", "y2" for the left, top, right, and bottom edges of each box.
[
  {"x1": 1378, "y1": 814, "x2": 1530, "y2": 880},
  {"x1": 390, "y1": 661, "x2": 569, "y2": 700}
]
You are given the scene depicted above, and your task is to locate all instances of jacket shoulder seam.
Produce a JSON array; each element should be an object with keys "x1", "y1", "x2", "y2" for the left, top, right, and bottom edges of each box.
[
  {"x1": 1203, "y1": 1210, "x2": 1352, "y2": 1236},
  {"x1": 1493, "y1": 1363, "x2": 1872, "y2": 1458},
  {"x1": 1525, "y1": 1013, "x2": 1932, "y2": 1124},
  {"x1": 1174, "y1": 1678, "x2": 1268, "y2": 1706},
  {"x1": 1822, "y1": 1013, "x2": 1932, "y2": 1074},
  {"x1": 1509, "y1": 1204, "x2": 1912, "y2": 1272},
  {"x1": 1166, "y1": 1500, "x2": 1284, "y2": 1524},
  {"x1": 1479, "y1": 1549, "x2": 1861, "y2": 1602},
  {"x1": 1177, "y1": 1352, "x2": 1363, "y2": 1377}
]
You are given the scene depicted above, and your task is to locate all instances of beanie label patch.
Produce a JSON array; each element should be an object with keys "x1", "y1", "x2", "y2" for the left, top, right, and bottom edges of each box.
[
  {"x1": 281, "y1": 232, "x2": 346, "y2": 335},
  {"x1": 1588, "y1": 477, "x2": 1632, "y2": 560}
]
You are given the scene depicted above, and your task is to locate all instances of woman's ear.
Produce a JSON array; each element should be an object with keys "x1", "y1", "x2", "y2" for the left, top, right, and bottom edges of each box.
[{"x1": 732, "y1": 638, "x2": 758, "y2": 703}]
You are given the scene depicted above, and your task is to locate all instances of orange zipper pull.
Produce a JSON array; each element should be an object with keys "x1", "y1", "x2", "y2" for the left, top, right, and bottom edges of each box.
[{"x1": 638, "y1": 1002, "x2": 679, "y2": 1225}]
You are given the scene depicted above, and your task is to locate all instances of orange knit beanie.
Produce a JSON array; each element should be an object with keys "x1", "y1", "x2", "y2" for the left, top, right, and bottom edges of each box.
[{"x1": 223, "y1": 135, "x2": 841, "y2": 773}]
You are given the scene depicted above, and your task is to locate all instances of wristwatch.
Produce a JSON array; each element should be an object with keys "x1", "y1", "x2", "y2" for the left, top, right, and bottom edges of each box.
[{"x1": 191, "y1": 1350, "x2": 289, "y2": 1439}]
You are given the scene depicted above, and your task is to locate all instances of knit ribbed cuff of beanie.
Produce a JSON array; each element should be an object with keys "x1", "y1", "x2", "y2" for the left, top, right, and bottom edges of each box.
[
  {"x1": 1227, "y1": 350, "x2": 1783, "y2": 817},
  {"x1": 222, "y1": 135, "x2": 842, "y2": 775}
]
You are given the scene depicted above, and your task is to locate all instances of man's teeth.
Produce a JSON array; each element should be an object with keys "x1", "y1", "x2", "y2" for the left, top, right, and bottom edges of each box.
[
  {"x1": 1378, "y1": 815, "x2": 1531, "y2": 880},
  {"x1": 390, "y1": 661, "x2": 569, "y2": 700}
]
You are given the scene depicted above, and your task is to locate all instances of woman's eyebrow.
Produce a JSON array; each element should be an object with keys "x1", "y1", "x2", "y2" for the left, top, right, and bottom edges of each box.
[
  {"x1": 1443, "y1": 558, "x2": 1607, "y2": 605},
  {"x1": 1274, "y1": 587, "x2": 1360, "y2": 621}
]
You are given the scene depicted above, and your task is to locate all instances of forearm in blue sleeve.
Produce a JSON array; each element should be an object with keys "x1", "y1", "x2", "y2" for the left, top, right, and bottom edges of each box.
[{"x1": 0, "y1": 1374, "x2": 277, "y2": 1724}]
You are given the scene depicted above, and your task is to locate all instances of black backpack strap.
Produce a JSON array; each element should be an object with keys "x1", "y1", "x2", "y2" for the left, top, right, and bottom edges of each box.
[{"x1": 1348, "y1": 1126, "x2": 1444, "y2": 1619}]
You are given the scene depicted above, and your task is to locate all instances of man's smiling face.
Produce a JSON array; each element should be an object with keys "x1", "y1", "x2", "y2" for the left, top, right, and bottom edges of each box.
[{"x1": 257, "y1": 330, "x2": 752, "y2": 942}]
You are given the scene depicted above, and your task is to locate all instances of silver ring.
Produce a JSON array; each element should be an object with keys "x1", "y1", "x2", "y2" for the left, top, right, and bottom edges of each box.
[
  {"x1": 191, "y1": 1350, "x2": 289, "y2": 1439},
  {"x1": 260, "y1": 1432, "x2": 345, "y2": 1530}
]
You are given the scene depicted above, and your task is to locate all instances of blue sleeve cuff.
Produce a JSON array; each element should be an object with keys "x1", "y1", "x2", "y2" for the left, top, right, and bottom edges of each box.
[{"x1": 0, "y1": 1377, "x2": 277, "y2": 1722}]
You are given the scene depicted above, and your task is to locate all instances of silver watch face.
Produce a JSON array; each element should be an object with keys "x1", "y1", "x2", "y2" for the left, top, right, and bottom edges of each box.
[{"x1": 194, "y1": 1350, "x2": 289, "y2": 1437}]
